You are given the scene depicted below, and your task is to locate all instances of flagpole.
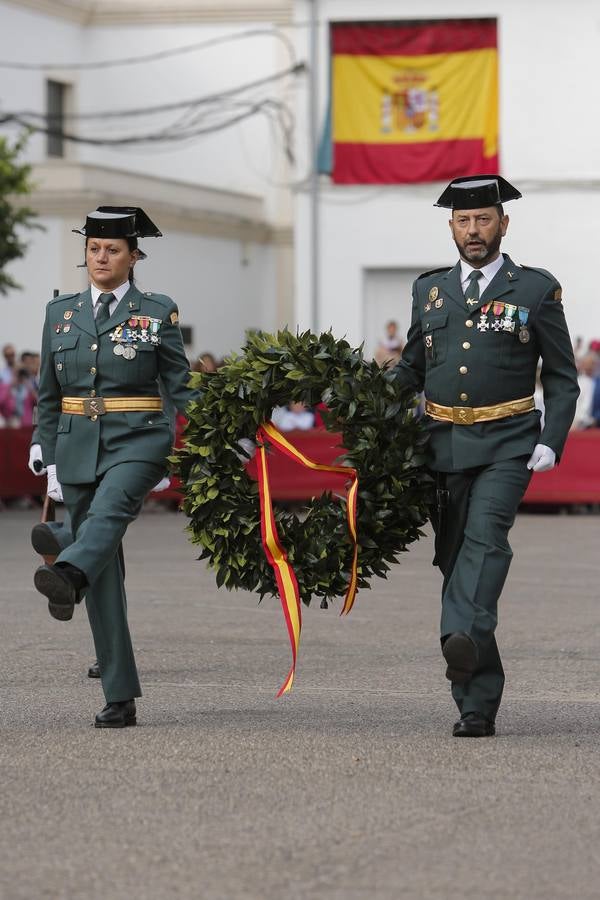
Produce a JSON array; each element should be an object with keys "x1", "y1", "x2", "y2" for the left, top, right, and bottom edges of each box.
[{"x1": 308, "y1": 0, "x2": 320, "y2": 333}]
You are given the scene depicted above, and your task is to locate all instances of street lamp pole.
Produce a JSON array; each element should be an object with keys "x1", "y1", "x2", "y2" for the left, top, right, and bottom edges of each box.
[{"x1": 308, "y1": 0, "x2": 320, "y2": 333}]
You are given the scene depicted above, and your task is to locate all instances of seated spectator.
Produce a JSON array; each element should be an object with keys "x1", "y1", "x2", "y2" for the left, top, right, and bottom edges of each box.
[
  {"x1": 572, "y1": 352, "x2": 599, "y2": 430},
  {"x1": 0, "y1": 380, "x2": 16, "y2": 425},
  {"x1": 374, "y1": 320, "x2": 404, "y2": 367},
  {"x1": 272, "y1": 402, "x2": 315, "y2": 432}
]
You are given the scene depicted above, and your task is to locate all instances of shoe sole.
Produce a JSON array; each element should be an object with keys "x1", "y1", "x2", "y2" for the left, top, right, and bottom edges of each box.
[
  {"x1": 88, "y1": 668, "x2": 101, "y2": 679},
  {"x1": 33, "y1": 568, "x2": 75, "y2": 621},
  {"x1": 94, "y1": 718, "x2": 137, "y2": 729},
  {"x1": 30, "y1": 524, "x2": 62, "y2": 559},
  {"x1": 443, "y1": 633, "x2": 478, "y2": 684}
]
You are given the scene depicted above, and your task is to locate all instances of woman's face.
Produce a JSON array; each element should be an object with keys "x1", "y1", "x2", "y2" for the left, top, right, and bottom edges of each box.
[{"x1": 86, "y1": 238, "x2": 137, "y2": 290}]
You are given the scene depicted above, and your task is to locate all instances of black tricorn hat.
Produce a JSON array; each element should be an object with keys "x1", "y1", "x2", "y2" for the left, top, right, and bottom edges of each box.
[
  {"x1": 435, "y1": 175, "x2": 522, "y2": 210},
  {"x1": 73, "y1": 206, "x2": 162, "y2": 263}
]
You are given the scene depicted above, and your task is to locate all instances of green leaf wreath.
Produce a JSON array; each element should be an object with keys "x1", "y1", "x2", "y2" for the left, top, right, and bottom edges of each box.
[{"x1": 176, "y1": 329, "x2": 433, "y2": 607}]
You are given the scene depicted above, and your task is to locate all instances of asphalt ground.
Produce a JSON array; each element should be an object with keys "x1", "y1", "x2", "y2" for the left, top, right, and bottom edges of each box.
[{"x1": 1, "y1": 506, "x2": 600, "y2": 900}]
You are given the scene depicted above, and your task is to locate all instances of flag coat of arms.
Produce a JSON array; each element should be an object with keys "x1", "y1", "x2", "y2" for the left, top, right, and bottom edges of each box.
[{"x1": 331, "y1": 19, "x2": 499, "y2": 184}]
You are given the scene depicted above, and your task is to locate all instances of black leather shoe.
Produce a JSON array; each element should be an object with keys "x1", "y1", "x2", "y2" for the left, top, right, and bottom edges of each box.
[
  {"x1": 453, "y1": 712, "x2": 495, "y2": 738},
  {"x1": 94, "y1": 700, "x2": 136, "y2": 729},
  {"x1": 88, "y1": 661, "x2": 101, "y2": 679},
  {"x1": 442, "y1": 631, "x2": 478, "y2": 683},
  {"x1": 30, "y1": 523, "x2": 62, "y2": 563},
  {"x1": 33, "y1": 563, "x2": 86, "y2": 621}
]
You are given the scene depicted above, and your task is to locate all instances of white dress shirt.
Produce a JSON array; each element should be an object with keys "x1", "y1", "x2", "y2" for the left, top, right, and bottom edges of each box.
[
  {"x1": 90, "y1": 280, "x2": 130, "y2": 319},
  {"x1": 459, "y1": 255, "x2": 505, "y2": 296}
]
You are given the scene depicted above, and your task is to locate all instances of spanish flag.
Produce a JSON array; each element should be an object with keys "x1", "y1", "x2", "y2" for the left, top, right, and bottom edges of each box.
[{"x1": 331, "y1": 19, "x2": 498, "y2": 184}]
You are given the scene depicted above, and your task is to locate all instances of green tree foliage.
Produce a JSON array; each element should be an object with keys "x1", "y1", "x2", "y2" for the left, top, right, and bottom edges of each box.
[{"x1": 0, "y1": 133, "x2": 39, "y2": 295}]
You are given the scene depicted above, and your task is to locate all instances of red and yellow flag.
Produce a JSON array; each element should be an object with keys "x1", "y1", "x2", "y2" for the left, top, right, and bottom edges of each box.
[{"x1": 331, "y1": 19, "x2": 498, "y2": 184}]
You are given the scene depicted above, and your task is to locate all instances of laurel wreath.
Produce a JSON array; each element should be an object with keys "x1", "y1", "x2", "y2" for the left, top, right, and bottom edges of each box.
[{"x1": 176, "y1": 329, "x2": 432, "y2": 607}]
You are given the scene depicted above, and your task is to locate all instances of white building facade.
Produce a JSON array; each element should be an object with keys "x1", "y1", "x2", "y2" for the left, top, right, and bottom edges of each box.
[
  {"x1": 0, "y1": 0, "x2": 295, "y2": 359},
  {"x1": 293, "y1": 0, "x2": 600, "y2": 358}
]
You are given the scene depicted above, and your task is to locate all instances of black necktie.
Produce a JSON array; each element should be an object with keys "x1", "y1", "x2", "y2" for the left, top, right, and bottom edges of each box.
[
  {"x1": 464, "y1": 270, "x2": 482, "y2": 307},
  {"x1": 95, "y1": 292, "x2": 114, "y2": 328}
]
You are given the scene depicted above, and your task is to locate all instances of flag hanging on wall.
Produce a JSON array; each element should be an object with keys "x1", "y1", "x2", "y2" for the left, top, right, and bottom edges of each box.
[{"x1": 331, "y1": 19, "x2": 498, "y2": 184}]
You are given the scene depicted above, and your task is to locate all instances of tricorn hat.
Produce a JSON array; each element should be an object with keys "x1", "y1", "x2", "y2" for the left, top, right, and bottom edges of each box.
[
  {"x1": 73, "y1": 206, "x2": 162, "y2": 260},
  {"x1": 435, "y1": 175, "x2": 522, "y2": 210}
]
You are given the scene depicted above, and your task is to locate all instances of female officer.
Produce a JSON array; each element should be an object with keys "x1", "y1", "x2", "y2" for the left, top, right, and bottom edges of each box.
[{"x1": 34, "y1": 206, "x2": 200, "y2": 728}]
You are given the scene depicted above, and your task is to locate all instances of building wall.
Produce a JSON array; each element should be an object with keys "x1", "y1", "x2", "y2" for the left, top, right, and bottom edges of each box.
[
  {"x1": 293, "y1": 0, "x2": 600, "y2": 350},
  {"x1": 0, "y1": 1, "x2": 294, "y2": 359}
]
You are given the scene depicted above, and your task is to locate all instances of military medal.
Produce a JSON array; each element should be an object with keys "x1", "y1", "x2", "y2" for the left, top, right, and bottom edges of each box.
[
  {"x1": 502, "y1": 303, "x2": 517, "y2": 333},
  {"x1": 517, "y1": 306, "x2": 530, "y2": 343},
  {"x1": 64, "y1": 310, "x2": 73, "y2": 320},
  {"x1": 491, "y1": 302, "x2": 504, "y2": 331},
  {"x1": 63, "y1": 324, "x2": 71, "y2": 333},
  {"x1": 477, "y1": 302, "x2": 492, "y2": 332},
  {"x1": 429, "y1": 287, "x2": 439, "y2": 303},
  {"x1": 424, "y1": 303, "x2": 431, "y2": 313},
  {"x1": 113, "y1": 344, "x2": 124, "y2": 356},
  {"x1": 434, "y1": 297, "x2": 444, "y2": 309},
  {"x1": 122, "y1": 345, "x2": 137, "y2": 360}
]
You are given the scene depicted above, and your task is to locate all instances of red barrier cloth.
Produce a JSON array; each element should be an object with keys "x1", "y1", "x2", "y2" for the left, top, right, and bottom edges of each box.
[
  {"x1": 245, "y1": 429, "x2": 348, "y2": 500},
  {"x1": 3, "y1": 426, "x2": 599, "y2": 506},
  {"x1": 523, "y1": 429, "x2": 600, "y2": 504},
  {"x1": 0, "y1": 427, "x2": 42, "y2": 498}
]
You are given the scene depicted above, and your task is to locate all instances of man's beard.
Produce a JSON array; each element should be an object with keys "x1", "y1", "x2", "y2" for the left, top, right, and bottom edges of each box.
[{"x1": 454, "y1": 228, "x2": 502, "y2": 266}]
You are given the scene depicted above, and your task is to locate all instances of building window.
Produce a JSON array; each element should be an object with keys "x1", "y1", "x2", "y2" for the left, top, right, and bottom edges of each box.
[{"x1": 46, "y1": 79, "x2": 67, "y2": 158}]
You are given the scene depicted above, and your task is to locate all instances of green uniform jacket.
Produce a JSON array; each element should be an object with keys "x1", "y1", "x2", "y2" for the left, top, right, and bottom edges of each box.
[
  {"x1": 37, "y1": 284, "x2": 199, "y2": 484},
  {"x1": 395, "y1": 254, "x2": 579, "y2": 472}
]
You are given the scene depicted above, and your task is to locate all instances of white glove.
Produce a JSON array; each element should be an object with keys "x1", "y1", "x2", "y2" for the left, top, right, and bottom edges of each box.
[
  {"x1": 28, "y1": 443, "x2": 46, "y2": 476},
  {"x1": 235, "y1": 437, "x2": 257, "y2": 463},
  {"x1": 46, "y1": 464, "x2": 64, "y2": 502},
  {"x1": 151, "y1": 477, "x2": 171, "y2": 493},
  {"x1": 527, "y1": 443, "x2": 556, "y2": 473}
]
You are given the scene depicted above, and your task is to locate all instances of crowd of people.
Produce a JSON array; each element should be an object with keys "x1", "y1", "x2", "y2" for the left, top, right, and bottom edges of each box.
[{"x1": 0, "y1": 343, "x2": 40, "y2": 427}]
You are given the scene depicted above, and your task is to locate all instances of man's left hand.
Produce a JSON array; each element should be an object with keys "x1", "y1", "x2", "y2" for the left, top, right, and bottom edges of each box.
[{"x1": 527, "y1": 444, "x2": 556, "y2": 472}]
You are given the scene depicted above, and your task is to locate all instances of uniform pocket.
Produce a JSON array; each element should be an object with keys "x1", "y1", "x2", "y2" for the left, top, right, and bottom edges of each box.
[
  {"x1": 51, "y1": 334, "x2": 80, "y2": 386},
  {"x1": 423, "y1": 312, "x2": 448, "y2": 366}
]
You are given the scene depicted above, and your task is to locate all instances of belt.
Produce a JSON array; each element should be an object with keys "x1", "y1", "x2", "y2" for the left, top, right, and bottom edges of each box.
[
  {"x1": 62, "y1": 396, "x2": 163, "y2": 418},
  {"x1": 425, "y1": 395, "x2": 535, "y2": 425}
]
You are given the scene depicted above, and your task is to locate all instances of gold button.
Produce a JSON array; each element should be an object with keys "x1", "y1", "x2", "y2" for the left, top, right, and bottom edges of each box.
[
  {"x1": 459, "y1": 366, "x2": 468, "y2": 375},
  {"x1": 90, "y1": 343, "x2": 98, "y2": 351},
  {"x1": 460, "y1": 393, "x2": 468, "y2": 401},
  {"x1": 462, "y1": 341, "x2": 471, "y2": 350},
  {"x1": 90, "y1": 367, "x2": 97, "y2": 375},
  {"x1": 465, "y1": 319, "x2": 474, "y2": 328},
  {"x1": 90, "y1": 389, "x2": 96, "y2": 397},
  {"x1": 90, "y1": 414, "x2": 98, "y2": 422}
]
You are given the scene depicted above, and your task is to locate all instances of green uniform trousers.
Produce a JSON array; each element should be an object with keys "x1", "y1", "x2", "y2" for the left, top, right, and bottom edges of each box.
[
  {"x1": 59, "y1": 461, "x2": 164, "y2": 704},
  {"x1": 431, "y1": 456, "x2": 532, "y2": 722}
]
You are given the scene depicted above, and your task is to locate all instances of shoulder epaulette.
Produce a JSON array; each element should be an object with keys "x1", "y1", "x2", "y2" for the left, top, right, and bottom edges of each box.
[
  {"x1": 142, "y1": 291, "x2": 173, "y2": 307},
  {"x1": 417, "y1": 266, "x2": 452, "y2": 280},
  {"x1": 48, "y1": 292, "x2": 78, "y2": 305},
  {"x1": 519, "y1": 264, "x2": 557, "y2": 283}
]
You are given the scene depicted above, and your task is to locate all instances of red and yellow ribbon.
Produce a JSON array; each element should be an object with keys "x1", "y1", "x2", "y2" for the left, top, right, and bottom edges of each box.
[{"x1": 255, "y1": 422, "x2": 359, "y2": 696}]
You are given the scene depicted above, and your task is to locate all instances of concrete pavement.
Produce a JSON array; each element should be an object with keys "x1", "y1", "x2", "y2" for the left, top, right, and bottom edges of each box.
[{"x1": 1, "y1": 506, "x2": 600, "y2": 900}]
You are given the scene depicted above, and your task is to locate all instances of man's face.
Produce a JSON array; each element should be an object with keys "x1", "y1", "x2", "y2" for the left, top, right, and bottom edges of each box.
[
  {"x1": 86, "y1": 238, "x2": 137, "y2": 290},
  {"x1": 449, "y1": 206, "x2": 509, "y2": 266}
]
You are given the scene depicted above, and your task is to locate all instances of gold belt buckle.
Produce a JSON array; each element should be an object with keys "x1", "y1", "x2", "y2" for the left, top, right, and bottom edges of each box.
[
  {"x1": 452, "y1": 406, "x2": 475, "y2": 425},
  {"x1": 83, "y1": 396, "x2": 106, "y2": 417}
]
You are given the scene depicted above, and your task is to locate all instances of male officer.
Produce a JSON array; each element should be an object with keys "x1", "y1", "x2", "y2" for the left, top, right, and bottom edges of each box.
[
  {"x1": 33, "y1": 206, "x2": 200, "y2": 727},
  {"x1": 393, "y1": 175, "x2": 579, "y2": 737}
]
